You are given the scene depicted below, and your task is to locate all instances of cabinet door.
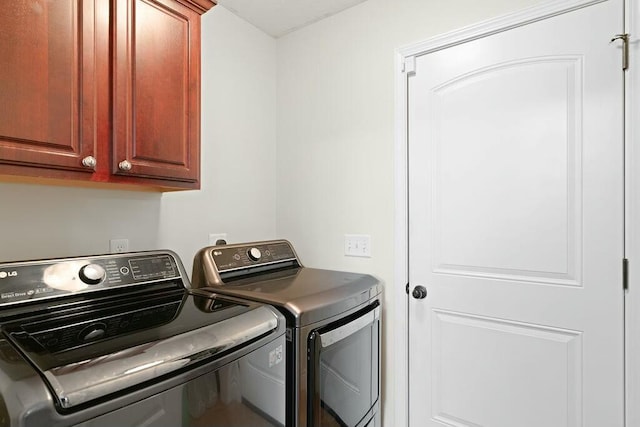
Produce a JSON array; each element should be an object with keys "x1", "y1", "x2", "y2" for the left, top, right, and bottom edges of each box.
[
  {"x1": 113, "y1": 0, "x2": 202, "y2": 185},
  {"x1": 0, "y1": 1, "x2": 100, "y2": 174}
]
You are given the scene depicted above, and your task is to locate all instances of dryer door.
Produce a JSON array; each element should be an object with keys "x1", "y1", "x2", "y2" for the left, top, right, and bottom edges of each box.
[{"x1": 308, "y1": 301, "x2": 380, "y2": 427}]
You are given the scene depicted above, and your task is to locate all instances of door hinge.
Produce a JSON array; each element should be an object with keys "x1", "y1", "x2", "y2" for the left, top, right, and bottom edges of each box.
[
  {"x1": 623, "y1": 258, "x2": 629, "y2": 291},
  {"x1": 402, "y1": 56, "x2": 416, "y2": 75},
  {"x1": 610, "y1": 33, "x2": 629, "y2": 71},
  {"x1": 406, "y1": 283, "x2": 410, "y2": 294}
]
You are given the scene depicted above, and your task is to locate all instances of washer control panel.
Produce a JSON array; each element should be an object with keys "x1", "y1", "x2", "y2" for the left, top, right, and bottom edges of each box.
[
  {"x1": 211, "y1": 241, "x2": 298, "y2": 273},
  {"x1": 0, "y1": 252, "x2": 182, "y2": 306}
]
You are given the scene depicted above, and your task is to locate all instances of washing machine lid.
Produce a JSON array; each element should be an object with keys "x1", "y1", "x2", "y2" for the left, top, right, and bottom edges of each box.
[{"x1": 3, "y1": 291, "x2": 280, "y2": 410}]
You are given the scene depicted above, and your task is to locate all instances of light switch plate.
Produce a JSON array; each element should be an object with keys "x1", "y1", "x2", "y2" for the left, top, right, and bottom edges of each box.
[{"x1": 344, "y1": 234, "x2": 371, "y2": 257}]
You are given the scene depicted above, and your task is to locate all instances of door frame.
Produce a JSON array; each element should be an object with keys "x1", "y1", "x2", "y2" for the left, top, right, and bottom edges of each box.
[
  {"x1": 393, "y1": 1, "x2": 616, "y2": 425},
  {"x1": 626, "y1": 1, "x2": 639, "y2": 426}
]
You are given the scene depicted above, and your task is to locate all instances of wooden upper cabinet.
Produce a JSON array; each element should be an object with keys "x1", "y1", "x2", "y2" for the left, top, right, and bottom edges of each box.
[
  {"x1": 0, "y1": 0, "x2": 214, "y2": 190},
  {"x1": 0, "y1": 1, "x2": 100, "y2": 173},
  {"x1": 112, "y1": 0, "x2": 209, "y2": 186}
]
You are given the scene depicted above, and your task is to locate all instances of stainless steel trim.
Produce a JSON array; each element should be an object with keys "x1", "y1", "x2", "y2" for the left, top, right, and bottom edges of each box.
[
  {"x1": 43, "y1": 306, "x2": 279, "y2": 409},
  {"x1": 319, "y1": 306, "x2": 380, "y2": 348}
]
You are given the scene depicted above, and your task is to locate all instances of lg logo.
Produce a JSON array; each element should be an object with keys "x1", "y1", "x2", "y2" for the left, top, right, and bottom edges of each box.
[{"x1": 0, "y1": 271, "x2": 17, "y2": 279}]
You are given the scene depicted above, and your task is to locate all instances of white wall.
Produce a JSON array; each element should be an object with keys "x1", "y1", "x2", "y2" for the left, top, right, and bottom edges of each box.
[
  {"x1": 275, "y1": 0, "x2": 546, "y2": 424},
  {"x1": 159, "y1": 6, "x2": 278, "y2": 274},
  {"x1": 0, "y1": 183, "x2": 161, "y2": 261}
]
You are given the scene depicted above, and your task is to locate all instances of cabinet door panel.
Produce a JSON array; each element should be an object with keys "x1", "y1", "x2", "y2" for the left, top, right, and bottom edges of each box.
[
  {"x1": 113, "y1": 0, "x2": 201, "y2": 184},
  {"x1": 0, "y1": 0, "x2": 98, "y2": 172}
]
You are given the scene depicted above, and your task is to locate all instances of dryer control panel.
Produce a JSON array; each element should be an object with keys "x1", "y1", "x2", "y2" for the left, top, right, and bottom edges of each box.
[{"x1": 211, "y1": 240, "x2": 298, "y2": 273}]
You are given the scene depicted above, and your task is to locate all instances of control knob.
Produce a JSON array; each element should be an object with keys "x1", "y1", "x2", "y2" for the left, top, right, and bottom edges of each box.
[
  {"x1": 247, "y1": 247, "x2": 262, "y2": 261},
  {"x1": 79, "y1": 264, "x2": 106, "y2": 285}
]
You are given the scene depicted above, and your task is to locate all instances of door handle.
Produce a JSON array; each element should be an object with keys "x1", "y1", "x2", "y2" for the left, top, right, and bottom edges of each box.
[
  {"x1": 318, "y1": 304, "x2": 380, "y2": 348},
  {"x1": 412, "y1": 285, "x2": 427, "y2": 299}
]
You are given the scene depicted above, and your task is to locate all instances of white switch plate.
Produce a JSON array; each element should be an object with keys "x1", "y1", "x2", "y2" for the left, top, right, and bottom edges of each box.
[
  {"x1": 109, "y1": 238, "x2": 129, "y2": 253},
  {"x1": 208, "y1": 233, "x2": 228, "y2": 246},
  {"x1": 344, "y1": 234, "x2": 371, "y2": 257}
]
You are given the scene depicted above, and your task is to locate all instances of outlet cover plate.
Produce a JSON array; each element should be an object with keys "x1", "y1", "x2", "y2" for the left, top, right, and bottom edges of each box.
[
  {"x1": 110, "y1": 238, "x2": 129, "y2": 253},
  {"x1": 209, "y1": 233, "x2": 228, "y2": 246}
]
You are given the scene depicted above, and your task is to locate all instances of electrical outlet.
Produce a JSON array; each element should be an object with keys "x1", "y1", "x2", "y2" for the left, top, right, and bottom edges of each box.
[
  {"x1": 110, "y1": 238, "x2": 129, "y2": 253},
  {"x1": 208, "y1": 233, "x2": 228, "y2": 246},
  {"x1": 344, "y1": 234, "x2": 371, "y2": 257}
]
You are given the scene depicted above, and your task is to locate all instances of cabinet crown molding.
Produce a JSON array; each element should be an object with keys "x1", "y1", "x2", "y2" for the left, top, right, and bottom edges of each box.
[{"x1": 175, "y1": 0, "x2": 216, "y2": 14}]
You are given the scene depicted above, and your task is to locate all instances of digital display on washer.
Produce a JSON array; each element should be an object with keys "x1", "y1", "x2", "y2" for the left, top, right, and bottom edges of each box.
[{"x1": 129, "y1": 256, "x2": 176, "y2": 281}]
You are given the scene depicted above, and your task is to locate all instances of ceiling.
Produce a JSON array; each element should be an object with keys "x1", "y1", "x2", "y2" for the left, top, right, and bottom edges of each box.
[{"x1": 216, "y1": 0, "x2": 369, "y2": 38}]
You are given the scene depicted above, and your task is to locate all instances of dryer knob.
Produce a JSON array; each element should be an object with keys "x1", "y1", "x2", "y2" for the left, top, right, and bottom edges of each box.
[
  {"x1": 79, "y1": 264, "x2": 106, "y2": 285},
  {"x1": 248, "y1": 247, "x2": 262, "y2": 261}
]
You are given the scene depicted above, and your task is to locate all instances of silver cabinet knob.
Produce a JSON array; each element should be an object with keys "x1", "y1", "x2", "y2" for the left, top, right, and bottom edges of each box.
[
  {"x1": 118, "y1": 160, "x2": 132, "y2": 171},
  {"x1": 82, "y1": 156, "x2": 97, "y2": 169}
]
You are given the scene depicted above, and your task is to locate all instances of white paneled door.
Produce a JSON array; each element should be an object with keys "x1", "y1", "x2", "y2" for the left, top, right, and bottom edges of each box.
[{"x1": 407, "y1": 1, "x2": 624, "y2": 426}]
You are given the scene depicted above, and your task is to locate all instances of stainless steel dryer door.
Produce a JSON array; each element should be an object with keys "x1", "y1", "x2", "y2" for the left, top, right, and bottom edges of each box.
[{"x1": 307, "y1": 301, "x2": 380, "y2": 427}]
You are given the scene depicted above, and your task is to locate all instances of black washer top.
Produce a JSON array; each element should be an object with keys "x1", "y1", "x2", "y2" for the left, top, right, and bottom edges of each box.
[
  {"x1": 3, "y1": 289, "x2": 255, "y2": 371},
  {"x1": 0, "y1": 250, "x2": 283, "y2": 410}
]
